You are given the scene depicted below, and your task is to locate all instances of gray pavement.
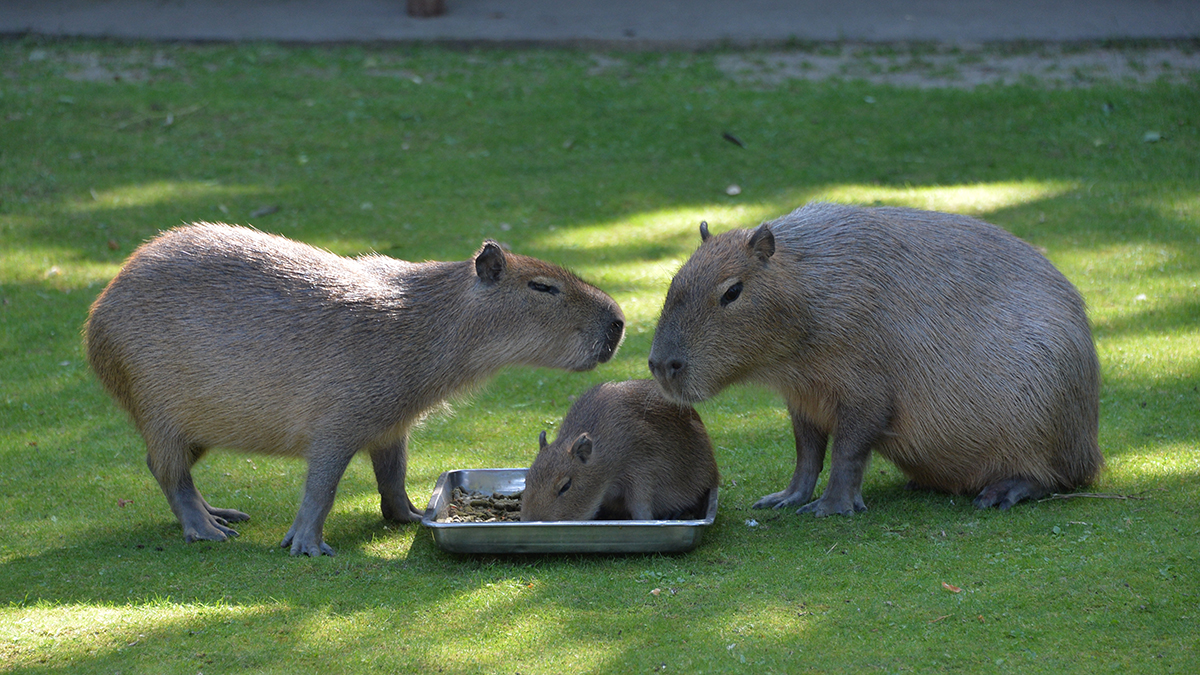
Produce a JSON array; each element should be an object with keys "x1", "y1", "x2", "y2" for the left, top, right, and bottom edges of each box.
[{"x1": 3, "y1": 0, "x2": 1199, "y2": 47}]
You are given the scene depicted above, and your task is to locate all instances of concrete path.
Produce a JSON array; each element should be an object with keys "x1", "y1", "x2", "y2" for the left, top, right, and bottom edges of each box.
[{"x1": 4, "y1": 0, "x2": 1199, "y2": 47}]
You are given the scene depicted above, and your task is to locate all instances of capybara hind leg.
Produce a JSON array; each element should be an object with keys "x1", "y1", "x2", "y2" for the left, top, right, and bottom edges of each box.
[
  {"x1": 754, "y1": 414, "x2": 827, "y2": 510},
  {"x1": 974, "y1": 477, "x2": 1051, "y2": 510},
  {"x1": 370, "y1": 438, "x2": 423, "y2": 522},
  {"x1": 146, "y1": 440, "x2": 242, "y2": 542},
  {"x1": 796, "y1": 410, "x2": 879, "y2": 517},
  {"x1": 281, "y1": 446, "x2": 356, "y2": 556},
  {"x1": 160, "y1": 467, "x2": 241, "y2": 542}
]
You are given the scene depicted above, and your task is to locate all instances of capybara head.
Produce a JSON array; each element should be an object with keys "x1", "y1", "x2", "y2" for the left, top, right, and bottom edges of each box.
[
  {"x1": 649, "y1": 222, "x2": 802, "y2": 404},
  {"x1": 469, "y1": 241, "x2": 625, "y2": 371},
  {"x1": 520, "y1": 429, "x2": 607, "y2": 521}
]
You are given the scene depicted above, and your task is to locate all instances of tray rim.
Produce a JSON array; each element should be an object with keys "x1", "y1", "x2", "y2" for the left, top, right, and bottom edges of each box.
[{"x1": 419, "y1": 467, "x2": 718, "y2": 553}]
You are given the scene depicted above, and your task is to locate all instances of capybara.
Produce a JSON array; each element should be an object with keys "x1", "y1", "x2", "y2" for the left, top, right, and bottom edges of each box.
[
  {"x1": 648, "y1": 203, "x2": 1101, "y2": 516},
  {"x1": 85, "y1": 223, "x2": 625, "y2": 555},
  {"x1": 521, "y1": 379, "x2": 718, "y2": 521}
]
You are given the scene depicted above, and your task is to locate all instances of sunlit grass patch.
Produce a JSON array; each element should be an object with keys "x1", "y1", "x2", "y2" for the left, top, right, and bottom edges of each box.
[
  {"x1": 1106, "y1": 443, "x2": 1200, "y2": 481},
  {"x1": 0, "y1": 39, "x2": 1197, "y2": 675},
  {"x1": 62, "y1": 181, "x2": 272, "y2": 215},
  {"x1": 808, "y1": 180, "x2": 1081, "y2": 215},
  {"x1": 0, "y1": 599, "x2": 279, "y2": 669}
]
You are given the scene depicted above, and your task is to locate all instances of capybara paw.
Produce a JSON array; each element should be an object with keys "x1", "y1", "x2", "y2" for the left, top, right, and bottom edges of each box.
[
  {"x1": 183, "y1": 519, "x2": 239, "y2": 543},
  {"x1": 206, "y1": 505, "x2": 250, "y2": 523},
  {"x1": 752, "y1": 490, "x2": 809, "y2": 510},
  {"x1": 280, "y1": 533, "x2": 338, "y2": 554},
  {"x1": 280, "y1": 530, "x2": 335, "y2": 557},
  {"x1": 380, "y1": 499, "x2": 424, "y2": 523},
  {"x1": 974, "y1": 478, "x2": 1047, "y2": 510},
  {"x1": 796, "y1": 494, "x2": 867, "y2": 517}
]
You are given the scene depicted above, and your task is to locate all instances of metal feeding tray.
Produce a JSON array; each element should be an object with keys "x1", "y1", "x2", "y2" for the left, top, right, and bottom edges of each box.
[{"x1": 420, "y1": 468, "x2": 718, "y2": 554}]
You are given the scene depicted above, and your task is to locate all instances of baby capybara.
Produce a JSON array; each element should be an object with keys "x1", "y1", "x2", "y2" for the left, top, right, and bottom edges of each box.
[
  {"x1": 648, "y1": 203, "x2": 1101, "y2": 515},
  {"x1": 86, "y1": 223, "x2": 624, "y2": 555},
  {"x1": 521, "y1": 379, "x2": 718, "y2": 521}
]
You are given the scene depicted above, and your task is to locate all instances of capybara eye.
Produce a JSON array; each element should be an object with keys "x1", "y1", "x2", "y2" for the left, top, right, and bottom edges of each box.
[
  {"x1": 529, "y1": 281, "x2": 561, "y2": 295},
  {"x1": 557, "y1": 478, "x2": 572, "y2": 496},
  {"x1": 720, "y1": 282, "x2": 743, "y2": 307}
]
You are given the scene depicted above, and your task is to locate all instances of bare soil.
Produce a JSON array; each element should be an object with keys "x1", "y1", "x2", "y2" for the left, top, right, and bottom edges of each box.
[{"x1": 715, "y1": 44, "x2": 1200, "y2": 89}]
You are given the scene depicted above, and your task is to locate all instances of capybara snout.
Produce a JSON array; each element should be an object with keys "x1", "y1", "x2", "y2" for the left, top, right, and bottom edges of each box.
[
  {"x1": 598, "y1": 318, "x2": 625, "y2": 364},
  {"x1": 85, "y1": 223, "x2": 625, "y2": 555}
]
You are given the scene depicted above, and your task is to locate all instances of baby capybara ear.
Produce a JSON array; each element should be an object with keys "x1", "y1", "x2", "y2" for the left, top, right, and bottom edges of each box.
[{"x1": 569, "y1": 433, "x2": 593, "y2": 464}]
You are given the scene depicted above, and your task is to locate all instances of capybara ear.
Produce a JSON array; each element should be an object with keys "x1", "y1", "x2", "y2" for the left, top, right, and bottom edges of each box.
[
  {"x1": 475, "y1": 241, "x2": 506, "y2": 283},
  {"x1": 700, "y1": 221, "x2": 711, "y2": 242},
  {"x1": 748, "y1": 224, "x2": 775, "y2": 261},
  {"x1": 538, "y1": 430, "x2": 548, "y2": 451},
  {"x1": 569, "y1": 433, "x2": 593, "y2": 464}
]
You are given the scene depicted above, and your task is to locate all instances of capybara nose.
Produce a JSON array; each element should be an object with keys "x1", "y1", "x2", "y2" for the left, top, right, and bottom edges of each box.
[
  {"x1": 599, "y1": 319, "x2": 624, "y2": 361},
  {"x1": 648, "y1": 357, "x2": 685, "y2": 382}
]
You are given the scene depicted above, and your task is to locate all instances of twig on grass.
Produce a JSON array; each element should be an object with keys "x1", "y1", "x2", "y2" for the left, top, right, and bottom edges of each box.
[
  {"x1": 106, "y1": 104, "x2": 204, "y2": 130},
  {"x1": 1038, "y1": 490, "x2": 1154, "y2": 503}
]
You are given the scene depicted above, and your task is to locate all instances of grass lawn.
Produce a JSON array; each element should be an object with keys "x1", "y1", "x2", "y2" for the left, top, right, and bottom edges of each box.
[{"x1": 1, "y1": 39, "x2": 1197, "y2": 673}]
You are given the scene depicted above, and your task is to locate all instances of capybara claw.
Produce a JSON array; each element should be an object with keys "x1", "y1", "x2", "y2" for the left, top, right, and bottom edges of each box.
[
  {"x1": 281, "y1": 533, "x2": 335, "y2": 557},
  {"x1": 184, "y1": 523, "x2": 238, "y2": 543},
  {"x1": 796, "y1": 495, "x2": 865, "y2": 517},
  {"x1": 752, "y1": 491, "x2": 807, "y2": 510}
]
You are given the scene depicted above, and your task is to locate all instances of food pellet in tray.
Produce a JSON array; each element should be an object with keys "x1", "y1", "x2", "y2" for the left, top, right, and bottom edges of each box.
[{"x1": 438, "y1": 486, "x2": 522, "y2": 523}]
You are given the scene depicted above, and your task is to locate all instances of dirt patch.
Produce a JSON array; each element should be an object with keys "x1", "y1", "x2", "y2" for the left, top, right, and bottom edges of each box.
[
  {"x1": 25, "y1": 47, "x2": 177, "y2": 83},
  {"x1": 716, "y1": 45, "x2": 1200, "y2": 88}
]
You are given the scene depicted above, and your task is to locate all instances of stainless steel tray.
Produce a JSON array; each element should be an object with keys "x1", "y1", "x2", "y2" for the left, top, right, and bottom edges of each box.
[{"x1": 420, "y1": 468, "x2": 718, "y2": 554}]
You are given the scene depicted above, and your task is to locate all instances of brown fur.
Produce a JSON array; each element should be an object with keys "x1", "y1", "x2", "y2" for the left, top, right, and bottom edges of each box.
[
  {"x1": 520, "y1": 379, "x2": 719, "y2": 521},
  {"x1": 649, "y1": 203, "x2": 1102, "y2": 515},
  {"x1": 85, "y1": 223, "x2": 624, "y2": 555}
]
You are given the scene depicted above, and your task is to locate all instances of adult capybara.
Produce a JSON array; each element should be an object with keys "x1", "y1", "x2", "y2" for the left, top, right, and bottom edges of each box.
[
  {"x1": 521, "y1": 379, "x2": 718, "y2": 521},
  {"x1": 86, "y1": 223, "x2": 625, "y2": 555},
  {"x1": 648, "y1": 203, "x2": 1101, "y2": 516}
]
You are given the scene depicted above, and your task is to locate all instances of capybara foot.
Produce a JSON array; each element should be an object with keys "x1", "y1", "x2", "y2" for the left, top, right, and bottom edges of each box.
[
  {"x1": 205, "y1": 504, "x2": 250, "y2": 523},
  {"x1": 280, "y1": 528, "x2": 335, "y2": 557},
  {"x1": 973, "y1": 477, "x2": 1050, "y2": 510},
  {"x1": 752, "y1": 489, "x2": 811, "y2": 510},
  {"x1": 796, "y1": 492, "x2": 867, "y2": 517},
  {"x1": 380, "y1": 497, "x2": 424, "y2": 523},
  {"x1": 182, "y1": 513, "x2": 240, "y2": 543}
]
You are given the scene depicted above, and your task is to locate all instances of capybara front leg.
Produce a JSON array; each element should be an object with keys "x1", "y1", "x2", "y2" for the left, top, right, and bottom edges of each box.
[
  {"x1": 974, "y1": 477, "x2": 1051, "y2": 510},
  {"x1": 281, "y1": 447, "x2": 355, "y2": 556},
  {"x1": 797, "y1": 410, "x2": 881, "y2": 517},
  {"x1": 754, "y1": 413, "x2": 827, "y2": 510},
  {"x1": 371, "y1": 438, "x2": 423, "y2": 523}
]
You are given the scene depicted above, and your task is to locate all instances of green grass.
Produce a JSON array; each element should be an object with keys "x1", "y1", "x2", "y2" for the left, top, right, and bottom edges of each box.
[{"x1": 1, "y1": 39, "x2": 1198, "y2": 673}]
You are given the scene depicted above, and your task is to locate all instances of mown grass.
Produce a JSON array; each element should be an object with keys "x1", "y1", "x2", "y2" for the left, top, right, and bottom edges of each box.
[{"x1": 1, "y1": 39, "x2": 1197, "y2": 674}]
